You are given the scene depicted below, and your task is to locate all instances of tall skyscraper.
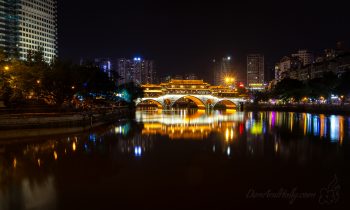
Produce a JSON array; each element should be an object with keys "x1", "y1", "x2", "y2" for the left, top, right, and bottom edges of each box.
[
  {"x1": 247, "y1": 54, "x2": 264, "y2": 86},
  {"x1": 0, "y1": 0, "x2": 58, "y2": 62},
  {"x1": 117, "y1": 57, "x2": 155, "y2": 85},
  {"x1": 213, "y1": 56, "x2": 234, "y2": 86}
]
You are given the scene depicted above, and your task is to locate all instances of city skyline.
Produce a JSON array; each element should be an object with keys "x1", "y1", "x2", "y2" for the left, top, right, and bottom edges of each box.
[{"x1": 57, "y1": 0, "x2": 350, "y2": 82}]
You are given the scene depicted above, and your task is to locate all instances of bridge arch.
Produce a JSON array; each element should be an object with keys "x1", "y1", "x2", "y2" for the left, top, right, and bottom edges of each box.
[
  {"x1": 172, "y1": 95, "x2": 206, "y2": 109},
  {"x1": 137, "y1": 99, "x2": 163, "y2": 109},
  {"x1": 213, "y1": 100, "x2": 237, "y2": 109}
]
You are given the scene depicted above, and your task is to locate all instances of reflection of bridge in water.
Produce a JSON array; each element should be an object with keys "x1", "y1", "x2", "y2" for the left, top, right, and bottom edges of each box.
[
  {"x1": 136, "y1": 80, "x2": 248, "y2": 109},
  {"x1": 136, "y1": 109, "x2": 245, "y2": 139}
]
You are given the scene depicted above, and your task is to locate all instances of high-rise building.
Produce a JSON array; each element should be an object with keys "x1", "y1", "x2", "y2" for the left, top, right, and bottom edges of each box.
[
  {"x1": 291, "y1": 50, "x2": 314, "y2": 66},
  {"x1": 117, "y1": 57, "x2": 155, "y2": 85},
  {"x1": 0, "y1": 0, "x2": 58, "y2": 62},
  {"x1": 213, "y1": 56, "x2": 234, "y2": 85},
  {"x1": 247, "y1": 54, "x2": 264, "y2": 86}
]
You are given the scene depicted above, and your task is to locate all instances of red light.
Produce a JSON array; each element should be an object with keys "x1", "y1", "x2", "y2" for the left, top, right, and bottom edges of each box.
[
  {"x1": 239, "y1": 123, "x2": 244, "y2": 135},
  {"x1": 239, "y1": 83, "x2": 244, "y2": 88}
]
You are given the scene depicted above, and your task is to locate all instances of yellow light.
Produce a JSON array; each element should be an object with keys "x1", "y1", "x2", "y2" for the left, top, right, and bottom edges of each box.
[
  {"x1": 36, "y1": 80, "x2": 41, "y2": 84},
  {"x1": 37, "y1": 159, "x2": 41, "y2": 167},
  {"x1": 275, "y1": 143, "x2": 279, "y2": 152},
  {"x1": 225, "y1": 77, "x2": 230, "y2": 83},
  {"x1": 251, "y1": 123, "x2": 263, "y2": 135},
  {"x1": 72, "y1": 142, "x2": 76, "y2": 151},
  {"x1": 225, "y1": 128, "x2": 229, "y2": 141},
  {"x1": 13, "y1": 158, "x2": 17, "y2": 168},
  {"x1": 4, "y1": 66, "x2": 9, "y2": 71},
  {"x1": 54, "y1": 151, "x2": 58, "y2": 160}
]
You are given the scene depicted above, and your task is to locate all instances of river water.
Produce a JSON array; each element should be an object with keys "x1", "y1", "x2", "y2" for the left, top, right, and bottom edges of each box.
[{"x1": 0, "y1": 110, "x2": 349, "y2": 209}]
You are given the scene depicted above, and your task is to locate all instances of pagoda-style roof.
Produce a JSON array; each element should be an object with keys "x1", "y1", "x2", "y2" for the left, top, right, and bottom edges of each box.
[{"x1": 168, "y1": 79, "x2": 209, "y2": 85}]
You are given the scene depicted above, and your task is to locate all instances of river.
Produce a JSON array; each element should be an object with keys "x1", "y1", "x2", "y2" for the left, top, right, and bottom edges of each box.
[{"x1": 0, "y1": 110, "x2": 349, "y2": 209}]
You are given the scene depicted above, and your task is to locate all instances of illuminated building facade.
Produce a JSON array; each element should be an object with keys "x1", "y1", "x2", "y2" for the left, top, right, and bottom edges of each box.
[
  {"x1": 247, "y1": 54, "x2": 264, "y2": 87},
  {"x1": 142, "y1": 79, "x2": 244, "y2": 98},
  {"x1": 117, "y1": 57, "x2": 155, "y2": 85},
  {"x1": 0, "y1": 0, "x2": 58, "y2": 62},
  {"x1": 161, "y1": 80, "x2": 211, "y2": 95}
]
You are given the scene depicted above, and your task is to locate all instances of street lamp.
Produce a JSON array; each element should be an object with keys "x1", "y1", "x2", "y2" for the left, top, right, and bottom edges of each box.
[
  {"x1": 225, "y1": 77, "x2": 235, "y2": 86},
  {"x1": 4, "y1": 66, "x2": 9, "y2": 71}
]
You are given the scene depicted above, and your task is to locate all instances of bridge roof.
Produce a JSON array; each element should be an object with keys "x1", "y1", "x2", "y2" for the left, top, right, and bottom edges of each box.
[{"x1": 167, "y1": 79, "x2": 209, "y2": 85}]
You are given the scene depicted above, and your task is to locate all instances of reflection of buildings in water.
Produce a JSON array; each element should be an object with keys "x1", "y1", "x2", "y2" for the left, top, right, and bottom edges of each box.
[
  {"x1": 117, "y1": 134, "x2": 154, "y2": 157},
  {"x1": 301, "y1": 114, "x2": 345, "y2": 144},
  {"x1": 267, "y1": 112, "x2": 346, "y2": 144},
  {"x1": 137, "y1": 110, "x2": 244, "y2": 140}
]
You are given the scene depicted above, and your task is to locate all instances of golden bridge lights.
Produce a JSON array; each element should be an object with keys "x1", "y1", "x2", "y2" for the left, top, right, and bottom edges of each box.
[
  {"x1": 54, "y1": 151, "x2": 58, "y2": 160},
  {"x1": 13, "y1": 158, "x2": 17, "y2": 168},
  {"x1": 72, "y1": 142, "x2": 76, "y2": 151},
  {"x1": 225, "y1": 77, "x2": 235, "y2": 84}
]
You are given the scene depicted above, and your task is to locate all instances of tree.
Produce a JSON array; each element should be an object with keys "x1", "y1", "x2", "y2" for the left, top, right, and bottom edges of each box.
[
  {"x1": 78, "y1": 65, "x2": 116, "y2": 97},
  {"x1": 252, "y1": 91, "x2": 270, "y2": 103},
  {"x1": 41, "y1": 60, "x2": 79, "y2": 105},
  {"x1": 117, "y1": 82, "x2": 144, "y2": 107},
  {"x1": 307, "y1": 71, "x2": 338, "y2": 100},
  {"x1": 272, "y1": 78, "x2": 307, "y2": 102}
]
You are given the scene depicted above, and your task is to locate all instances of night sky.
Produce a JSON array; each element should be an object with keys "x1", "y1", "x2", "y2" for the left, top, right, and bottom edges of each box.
[{"x1": 58, "y1": 0, "x2": 350, "y2": 82}]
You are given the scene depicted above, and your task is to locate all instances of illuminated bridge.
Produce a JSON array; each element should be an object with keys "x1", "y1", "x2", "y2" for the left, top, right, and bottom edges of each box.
[{"x1": 135, "y1": 80, "x2": 249, "y2": 110}]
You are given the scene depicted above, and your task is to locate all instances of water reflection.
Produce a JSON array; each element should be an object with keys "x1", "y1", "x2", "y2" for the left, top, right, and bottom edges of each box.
[
  {"x1": 0, "y1": 110, "x2": 349, "y2": 210},
  {"x1": 136, "y1": 109, "x2": 244, "y2": 140}
]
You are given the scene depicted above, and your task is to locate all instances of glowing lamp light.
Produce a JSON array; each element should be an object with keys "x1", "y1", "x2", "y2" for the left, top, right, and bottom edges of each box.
[
  {"x1": 134, "y1": 146, "x2": 142, "y2": 157},
  {"x1": 54, "y1": 151, "x2": 58, "y2": 160}
]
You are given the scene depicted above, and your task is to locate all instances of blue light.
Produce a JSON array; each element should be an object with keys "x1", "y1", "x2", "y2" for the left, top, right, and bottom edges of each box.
[
  {"x1": 89, "y1": 134, "x2": 96, "y2": 143},
  {"x1": 330, "y1": 115, "x2": 339, "y2": 142},
  {"x1": 134, "y1": 146, "x2": 142, "y2": 157}
]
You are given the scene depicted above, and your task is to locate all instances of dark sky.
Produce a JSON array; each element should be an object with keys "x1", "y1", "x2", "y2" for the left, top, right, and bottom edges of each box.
[{"x1": 58, "y1": 0, "x2": 350, "y2": 82}]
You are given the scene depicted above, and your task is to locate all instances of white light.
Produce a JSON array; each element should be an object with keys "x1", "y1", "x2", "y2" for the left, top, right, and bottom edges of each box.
[{"x1": 227, "y1": 56, "x2": 231, "y2": 60}]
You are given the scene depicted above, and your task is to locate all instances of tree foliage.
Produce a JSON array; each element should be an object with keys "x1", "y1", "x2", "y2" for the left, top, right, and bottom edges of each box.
[{"x1": 0, "y1": 50, "x2": 136, "y2": 108}]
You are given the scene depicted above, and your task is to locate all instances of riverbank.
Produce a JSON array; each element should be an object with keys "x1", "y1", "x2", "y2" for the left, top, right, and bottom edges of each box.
[
  {"x1": 244, "y1": 103, "x2": 350, "y2": 115},
  {"x1": 0, "y1": 106, "x2": 132, "y2": 139}
]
